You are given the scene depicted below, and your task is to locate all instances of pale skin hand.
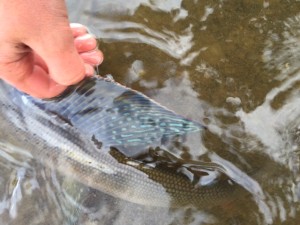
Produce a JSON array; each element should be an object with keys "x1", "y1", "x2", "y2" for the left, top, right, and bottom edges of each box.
[{"x1": 0, "y1": 1, "x2": 103, "y2": 98}]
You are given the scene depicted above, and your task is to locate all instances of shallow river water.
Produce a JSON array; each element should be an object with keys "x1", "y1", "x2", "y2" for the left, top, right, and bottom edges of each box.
[{"x1": 1, "y1": 1, "x2": 300, "y2": 225}]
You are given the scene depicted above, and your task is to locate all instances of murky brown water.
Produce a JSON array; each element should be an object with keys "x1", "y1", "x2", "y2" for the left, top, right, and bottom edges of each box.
[{"x1": 1, "y1": 0, "x2": 300, "y2": 224}]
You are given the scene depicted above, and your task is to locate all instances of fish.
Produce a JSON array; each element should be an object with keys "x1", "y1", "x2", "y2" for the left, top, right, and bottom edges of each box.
[{"x1": 0, "y1": 76, "x2": 240, "y2": 208}]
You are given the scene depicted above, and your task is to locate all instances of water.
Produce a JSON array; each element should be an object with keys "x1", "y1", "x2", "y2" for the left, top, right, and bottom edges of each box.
[{"x1": 1, "y1": 0, "x2": 300, "y2": 224}]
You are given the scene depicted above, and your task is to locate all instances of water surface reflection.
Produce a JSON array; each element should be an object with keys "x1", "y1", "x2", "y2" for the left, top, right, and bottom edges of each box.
[{"x1": 1, "y1": 0, "x2": 300, "y2": 224}]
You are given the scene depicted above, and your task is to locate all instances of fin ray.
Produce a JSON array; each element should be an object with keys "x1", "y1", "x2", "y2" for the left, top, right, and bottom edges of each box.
[{"x1": 28, "y1": 77, "x2": 204, "y2": 148}]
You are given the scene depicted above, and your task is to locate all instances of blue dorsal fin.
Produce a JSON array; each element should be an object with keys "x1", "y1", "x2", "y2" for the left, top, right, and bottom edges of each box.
[{"x1": 29, "y1": 77, "x2": 205, "y2": 149}]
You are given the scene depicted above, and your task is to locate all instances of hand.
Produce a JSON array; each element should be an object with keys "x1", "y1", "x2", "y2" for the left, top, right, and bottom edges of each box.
[{"x1": 0, "y1": 1, "x2": 103, "y2": 98}]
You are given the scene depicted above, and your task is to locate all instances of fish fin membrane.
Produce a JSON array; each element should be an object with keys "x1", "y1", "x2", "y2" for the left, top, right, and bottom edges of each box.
[{"x1": 29, "y1": 77, "x2": 204, "y2": 148}]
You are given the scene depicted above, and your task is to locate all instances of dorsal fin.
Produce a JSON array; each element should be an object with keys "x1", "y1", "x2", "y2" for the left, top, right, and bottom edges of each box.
[{"x1": 27, "y1": 77, "x2": 205, "y2": 150}]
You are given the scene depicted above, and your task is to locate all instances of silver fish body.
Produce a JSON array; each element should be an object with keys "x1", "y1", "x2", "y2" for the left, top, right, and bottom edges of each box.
[{"x1": 0, "y1": 77, "x2": 239, "y2": 208}]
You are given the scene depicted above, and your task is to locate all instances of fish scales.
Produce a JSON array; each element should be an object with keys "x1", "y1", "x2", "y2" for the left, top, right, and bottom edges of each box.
[
  {"x1": 0, "y1": 77, "x2": 239, "y2": 208},
  {"x1": 0, "y1": 95, "x2": 172, "y2": 207}
]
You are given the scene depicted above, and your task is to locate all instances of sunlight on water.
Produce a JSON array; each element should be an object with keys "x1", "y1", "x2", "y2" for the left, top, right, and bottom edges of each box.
[{"x1": 0, "y1": 1, "x2": 300, "y2": 224}]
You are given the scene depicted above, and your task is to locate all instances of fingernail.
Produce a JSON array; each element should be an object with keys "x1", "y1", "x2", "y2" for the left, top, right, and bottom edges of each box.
[
  {"x1": 76, "y1": 33, "x2": 94, "y2": 41},
  {"x1": 70, "y1": 23, "x2": 85, "y2": 28}
]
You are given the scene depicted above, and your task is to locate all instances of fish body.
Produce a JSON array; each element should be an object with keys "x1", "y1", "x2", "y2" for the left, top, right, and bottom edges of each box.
[{"x1": 0, "y1": 77, "x2": 238, "y2": 208}]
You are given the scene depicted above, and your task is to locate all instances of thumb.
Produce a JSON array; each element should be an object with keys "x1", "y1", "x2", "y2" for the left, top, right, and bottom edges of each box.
[{"x1": 33, "y1": 25, "x2": 86, "y2": 86}]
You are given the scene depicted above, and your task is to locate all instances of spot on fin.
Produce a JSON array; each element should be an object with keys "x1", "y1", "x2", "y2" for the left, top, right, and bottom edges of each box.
[{"x1": 29, "y1": 77, "x2": 205, "y2": 149}]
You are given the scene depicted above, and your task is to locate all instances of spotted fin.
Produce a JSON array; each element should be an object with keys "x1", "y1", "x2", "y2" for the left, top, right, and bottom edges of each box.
[{"x1": 28, "y1": 77, "x2": 204, "y2": 149}]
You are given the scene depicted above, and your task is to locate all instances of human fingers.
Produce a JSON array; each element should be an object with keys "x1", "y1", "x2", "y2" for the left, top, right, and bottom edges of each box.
[
  {"x1": 34, "y1": 26, "x2": 103, "y2": 76},
  {"x1": 33, "y1": 24, "x2": 103, "y2": 83},
  {"x1": 34, "y1": 30, "x2": 86, "y2": 86},
  {"x1": 72, "y1": 26, "x2": 104, "y2": 71},
  {"x1": 0, "y1": 1, "x2": 87, "y2": 98},
  {"x1": 70, "y1": 23, "x2": 88, "y2": 37},
  {"x1": 84, "y1": 64, "x2": 95, "y2": 76},
  {"x1": 74, "y1": 33, "x2": 97, "y2": 53},
  {"x1": 80, "y1": 50, "x2": 104, "y2": 66},
  {"x1": 2, "y1": 62, "x2": 67, "y2": 99}
]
